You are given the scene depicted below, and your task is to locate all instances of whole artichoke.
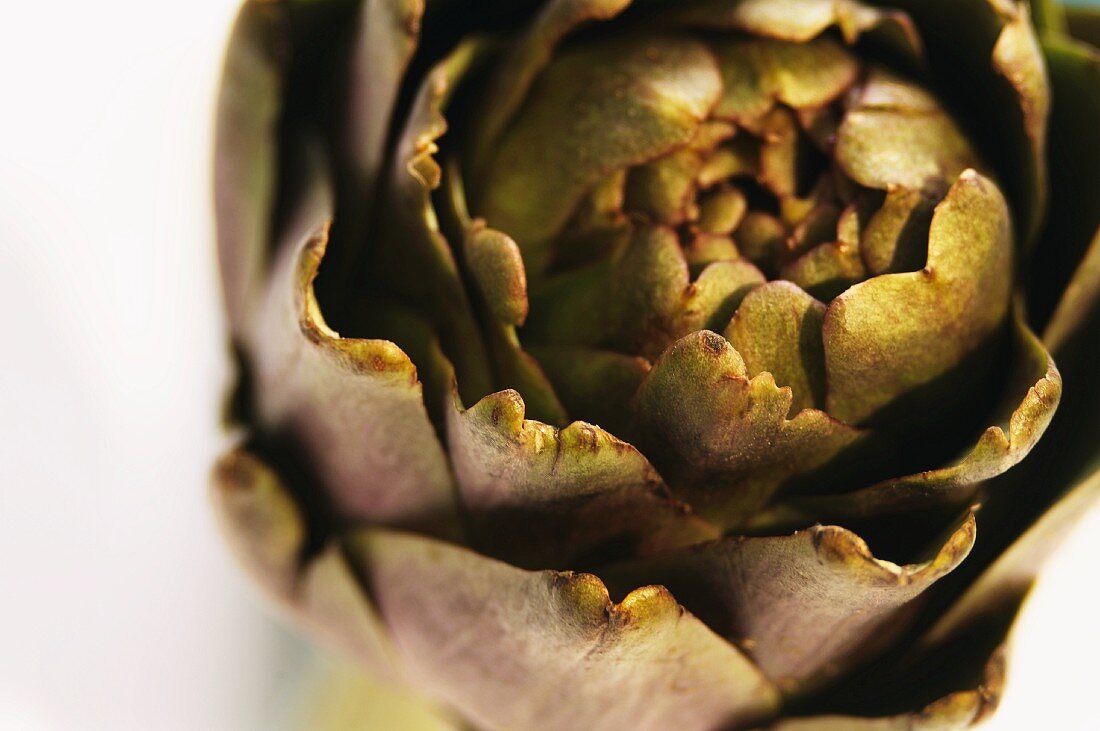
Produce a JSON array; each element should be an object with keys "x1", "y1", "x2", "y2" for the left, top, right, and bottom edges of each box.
[{"x1": 212, "y1": 0, "x2": 1100, "y2": 728}]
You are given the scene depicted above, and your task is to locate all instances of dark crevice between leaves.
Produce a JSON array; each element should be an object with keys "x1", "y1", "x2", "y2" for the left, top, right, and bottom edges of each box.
[
  {"x1": 269, "y1": 1, "x2": 359, "y2": 331},
  {"x1": 789, "y1": 300, "x2": 1100, "y2": 718},
  {"x1": 467, "y1": 503, "x2": 650, "y2": 574},
  {"x1": 782, "y1": 325, "x2": 1012, "y2": 503},
  {"x1": 240, "y1": 427, "x2": 470, "y2": 572},
  {"x1": 962, "y1": 295, "x2": 1100, "y2": 595},
  {"x1": 1025, "y1": 36, "x2": 1100, "y2": 333},
  {"x1": 833, "y1": 505, "x2": 976, "y2": 568},
  {"x1": 387, "y1": 0, "x2": 547, "y2": 215},
  {"x1": 1067, "y1": 7, "x2": 1100, "y2": 48},
  {"x1": 268, "y1": 2, "x2": 349, "y2": 237},
  {"x1": 222, "y1": 339, "x2": 256, "y2": 429},
  {"x1": 321, "y1": 3, "x2": 523, "y2": 339},
  {"x1": 237, "y1": 432, "x2": 333, "y2": 568},
  {"x1": 787, "y1": 597, "x2": 1014, "y2": 718}
]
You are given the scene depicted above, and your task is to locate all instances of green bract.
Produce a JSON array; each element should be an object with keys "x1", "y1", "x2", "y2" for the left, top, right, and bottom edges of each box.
[{"x1": 213, "y1": 0, "x2": 1100, "y2": 728}]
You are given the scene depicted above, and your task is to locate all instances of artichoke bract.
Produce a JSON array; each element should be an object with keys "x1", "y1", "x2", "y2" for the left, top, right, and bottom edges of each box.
[{"x1": 212, "y1": 0, "x2": 1100, "y2": 728}]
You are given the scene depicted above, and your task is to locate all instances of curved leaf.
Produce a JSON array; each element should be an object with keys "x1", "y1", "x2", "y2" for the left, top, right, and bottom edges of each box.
[
  {"x1": 920, "y1": 466, "x2": 1100, "y2": 652},
  {"x1": 214, "y1": 2, "x2": 287, "y2": 337},
  {"x1": 344, "y1": 527, "x2": 781, "y2": 731},
  {"x1": 442, "y1": 165, "x2": 570, "y2": 425},
  {"x1": 342, "y1": 0, "x2": 424, "y2": 209},
  {"x1": 606, "y1": 513, "x2": 976, "y2": 696},
  {"x1": 299, "y1": 544, "x2": 405, "y2": 680},
  {"x1": 725, "y1": 281, "x2": 827, "y2": 413},
  {"x1": 463, "y1": 223, "x2": 529, "y2": 327},
  {"x1": 990, "y1": 4, "x2": 1050, "y2": 240},
  {"x1": 810, "y1": 481, "x2": 1100, "y2": 723},
  {"x1": 1043, "y1": 228, "x2": 1100, "y2": 354},
  {"x1": 213, "y1": 446, "x2": 406, "y2": 680},
  {"x1": 629, "y1": 330, "x2": 864, "y2": 526},
  {"x1": 445, "y1": 389, "x2": 718, "y2": 567},
  {"x1": 835, "y1": 70, "x2": 983, "y2": 196},
  {"x1": 246, "y1": 154, "x2": 457, "y2": 531},
  {"x1": 823, "y1": 170, "x2": 1014, "y2": 425},
  {"x1": 211, "y1": 445, "x2": 305, "y2": 598},
  {"x1": 859, "y1": 185, "x2": 935, "y2": 276}
]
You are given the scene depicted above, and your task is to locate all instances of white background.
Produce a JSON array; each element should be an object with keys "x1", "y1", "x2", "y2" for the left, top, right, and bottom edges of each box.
[{"x1": 0, "y1": 1, "x2": 1096, "y2": 729}]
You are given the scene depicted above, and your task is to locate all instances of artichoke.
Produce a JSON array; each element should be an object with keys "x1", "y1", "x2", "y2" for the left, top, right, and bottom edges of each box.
[{"x1": 212, "y1": 0, "x2": 1100, "y2": 728}]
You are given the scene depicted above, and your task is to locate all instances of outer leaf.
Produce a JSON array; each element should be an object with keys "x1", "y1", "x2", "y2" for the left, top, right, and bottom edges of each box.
[
  {"x1": 213, "y1": 446, "x2": 407, "y2": 680},
  {"x1": 298, "y1": 545, "x2": 405, "y2": 680},
  {"x1": 214, "y1": 2, "x2": 286, "y2": 338},
  {"x1": 344, "y1": 527, "x2": 781, "y2": 731},
  {"x1": 1044, "y1": 228, "x2": 1100, "y2": 354},
  {"x1": 295, "y1": 654, "x2": 463, "y2": 731},
  {"x1": 1005, "y1": 37, "x2": 1100, "y2": 520},
  {"x1": 211, "y1": 446, "x2": 305, "y2": 598},
  {"x1": 605, "y1": 513, "x2": 976, "y2": 696},
  {"x1": 812, "y1": 475, "x2": 1100, "y2": 725},
  {"x1": 783, "y1": 216, "x2": 1090, "y2": 717},
  {"x1": 246, "y1": 152, "x2": 458, "y2": 532},
  {"x1": 990, "y1": 3, "x2": 1050, "y2": 240},
  {"x1": 328, "y1": 0, "x2": 428, "y2": 286},
  {"x1": 342, "y1": 0, "x2": 424, "y2": 209},
  {"x1": 445, "y1": 389, "x2": 718, "y2": 567},
  {"x1": 913, "y1": 62, "x2": 1100, "y2": 669}
]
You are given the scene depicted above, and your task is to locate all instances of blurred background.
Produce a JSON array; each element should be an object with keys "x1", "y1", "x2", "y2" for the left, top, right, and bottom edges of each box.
[{"x1": 0, "y1": 1, "x2": 1096, "y2": 729}]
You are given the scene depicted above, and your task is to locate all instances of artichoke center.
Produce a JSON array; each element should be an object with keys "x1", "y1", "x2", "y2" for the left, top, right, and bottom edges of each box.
[{"x1": 467, "y1": 28, "x2": 1007, "y2": 437}]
